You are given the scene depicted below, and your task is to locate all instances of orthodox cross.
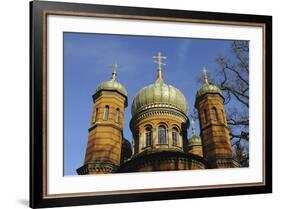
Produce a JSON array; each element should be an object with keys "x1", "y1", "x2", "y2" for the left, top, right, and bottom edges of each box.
[
  {"x1": 191, "y1": 118, "x2": 196, "y2": 135},
  {"x1": 153, "y1": 52, "x2": 167, "y2": 81},
  {"x1": 153, "y1": 52, "x2": 167, "y2": 70},
  {"x1": 111, "y1": 63, "x2": 120, "y2": 80},
  {"x1": 203, "y1": 67, "x2": 209, "y2": 84}
]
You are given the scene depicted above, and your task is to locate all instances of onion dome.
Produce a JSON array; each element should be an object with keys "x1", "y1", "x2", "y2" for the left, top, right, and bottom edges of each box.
[
  {"x1": 189, "y1": 135, "x2": 202, "y2": 146},
  {"x1": 196, "y1": 67, "x2": 222, "y2": 98},
  {"x1": 131, "y1": 52, "x2": 188, "y2": 116},
  {"x1": 189, "y1": 118, "x2": 202, "y2": 146},
  {"x1": 96, "y1": 64, "x2": 127, "y2": 97}
]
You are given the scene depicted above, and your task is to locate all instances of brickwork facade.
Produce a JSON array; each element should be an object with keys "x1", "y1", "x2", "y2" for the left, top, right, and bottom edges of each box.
[
  {"x1": 77, "y1": 91, "x2": 127, "y2": 174},
  {"x1": 195, "y1": 93, "x2": 236, "y2": 168}
]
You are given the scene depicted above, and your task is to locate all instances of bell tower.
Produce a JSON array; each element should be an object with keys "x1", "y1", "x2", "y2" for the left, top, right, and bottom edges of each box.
[
  {"x1": 77, "y1": 64, "x2": 128, "y2": 174},
  {"x1": 195, "y1": 68, "x2": 238, "y2": 168}
]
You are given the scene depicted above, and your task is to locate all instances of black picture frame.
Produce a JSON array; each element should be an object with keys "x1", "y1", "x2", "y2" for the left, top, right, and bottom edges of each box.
[{"x1": 30, "y1": 0, "x2": 272, "y2": 208}]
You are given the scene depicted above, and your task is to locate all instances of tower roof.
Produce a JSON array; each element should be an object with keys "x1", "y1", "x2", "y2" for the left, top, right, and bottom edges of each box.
[
  {"x1": 196, "y1": 67, "x2": 222, "y2": 98},
  {"x1": 131, "y1": 52, "x2": 188, "y2": 116},
  {"x1": 95, "y1": 63, "x2": 128, "y2": 97}
]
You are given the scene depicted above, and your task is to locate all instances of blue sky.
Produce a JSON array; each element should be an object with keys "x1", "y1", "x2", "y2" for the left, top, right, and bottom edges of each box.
[{"x1": 63, "y1": 32, "x2": 237, "y2": 175}]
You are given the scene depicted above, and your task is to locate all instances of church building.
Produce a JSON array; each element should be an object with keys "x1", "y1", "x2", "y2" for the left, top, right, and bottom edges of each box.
[{"x1": 77, "y1": 52, "x2": 239, "y2": 175}]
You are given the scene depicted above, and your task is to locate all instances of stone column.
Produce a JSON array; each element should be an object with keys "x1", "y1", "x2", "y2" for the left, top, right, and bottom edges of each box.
[
  {"x1": 138, "y1": 131, "x2": 142, "y2": 152},
  {"x1": 168, "y1": 128, "x2": 172, "y2": 147},
  {"x1": 152, "y1": 127, "x2": 156, "y2": 148}
]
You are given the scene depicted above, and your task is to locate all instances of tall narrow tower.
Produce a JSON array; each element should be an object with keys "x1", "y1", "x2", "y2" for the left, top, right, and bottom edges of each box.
[
  {"x1": 77, "y1": 64, "x2": 128, "y2": 174},
  {"x1": 195, "y1": 68, "x2": 238, "y2": 168}
]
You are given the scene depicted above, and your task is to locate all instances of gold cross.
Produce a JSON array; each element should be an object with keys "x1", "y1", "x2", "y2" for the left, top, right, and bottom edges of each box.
[
  {"x1": 153, "y1": 52, "x2": 167, "y2": 70},
  {"x1": 191, "y1": 118, "x2": 196, "y2": 135},
  {"x1": 111, "y1": 63, "x2": 120, "y2": 80},
  {"x1": 202, "y1": 67, "x2": 209, "y2": 84}
]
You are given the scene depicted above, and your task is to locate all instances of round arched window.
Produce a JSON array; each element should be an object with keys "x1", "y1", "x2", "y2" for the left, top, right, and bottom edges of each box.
[
  {"x1": 145, "y1": 126, "x2": 152, "y2": 147},
  {"x1": 204, "y1": 109, "x2": 208, "y2": 123},
  {"x1": 115, "y1": 108, "x2": 120, "y2": 122},
  {"x1": 212, "y1": 107, "x2": 218, "y2": 121},
  {"x1": 95, "y1": 108, "x2": 99, "y2": 121},
  {"x1": 172, "y1": 128, "x2": 179, "y2": 146},
  {"x1": 103, "y1": 105, "x2": 109, "y2": 120},
  {"x1": 158, "y1": 125, "x2": 167, "y2": 144}
]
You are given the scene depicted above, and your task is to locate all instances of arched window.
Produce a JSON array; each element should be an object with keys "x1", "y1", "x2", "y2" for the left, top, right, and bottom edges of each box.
[
  {"x1": 221, "y1": 110, "x2": 225, "y2": 122},
  {"x1": 115, "y1": 108, "x2": 120, "y2": 123},
  {"x1": 172, "y1": 128, "x2": 179, "y2": 146},
  {"x1": 145, "y1": 127, "x2": 152, "y2": 147},
  {"x1": 204, "y1": 109, "x2": 208, "y2": 123},
  {"x1": 103, "y1": 105, "x2": 109, "y2": 120},
  {"x1": 212, "y1": 107, "x2": 218, "y2": 121},
  {"x1": 158, "y1": 125, "x2": 167, "y2": 144},
  {"x1": 95, "y1": 108, "x2": 99, "y2": 121}
]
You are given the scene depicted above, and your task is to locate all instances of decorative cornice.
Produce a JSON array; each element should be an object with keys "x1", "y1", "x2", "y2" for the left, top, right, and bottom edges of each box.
[
  {"x1": 76, "y1": 161, "x2": 119, "y2": 175},
  {"x1": 88, "y1": 122, "x2": 123, "y2": 132},
  {"x1": 195, "y1": 92, "x2": 225, "y2": 107},
  {"x1": 133, "y1": 102, "x2": 186, "y2": 117},
  {"x1": 130, "y1": 106, "x2": 189, "y2": 131},
  {"x1": 93, "y1": 89, "x2": 128, "y2": 107},
  {"x1": 137, "y1": 147, "x2": 184, "y2": 157},
  {"x1": 118, "y1": 150, "x2": 210, "y2": 172},
  {"x1": 208, "y1": 158, "x2": 240, "y2": 168},
  {"x1": 200, "y1": 122, "x2": 229, "y2": 132}
]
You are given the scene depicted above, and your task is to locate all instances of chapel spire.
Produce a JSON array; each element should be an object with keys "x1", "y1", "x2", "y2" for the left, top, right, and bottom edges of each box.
[
  {"x1": 111, "y1": 63, "x2": 120, "y2": 81},
  {"x1": 191, "y1": 118, "x2": 196, "y2": 136},
  {"x1": 153, "y1": 52, "x2": 166, "y2": 83},
  {"x1": 203, "y1": 67, "x2": 209, "y2": 84}
]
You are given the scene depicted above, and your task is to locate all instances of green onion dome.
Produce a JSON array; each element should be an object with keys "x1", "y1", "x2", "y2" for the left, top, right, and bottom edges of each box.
[
  {"x1": 189, "y1": 135, "x2": 202, "y2": 146},
  {"x1": 131, "y1": 79, "x2": 188, "y2": 116},
  {"x1": 95, "y1": 65, "x2": 127, "y2": 97},
  {"x1": 196, "y1": 83, "x2": 222, "y2": 98},
  {"x1": 196, "y1": 67, "x2": 222, "y2": 98},
  {"x1": 131, "y1": 52, "x2": 188, "y2": 116},
  {"x1": 96, "y1": 79, "x2": 127, "y2": 96},
  {"x1": 131, "y1": 54, "x2": 188, "y2": 116}
]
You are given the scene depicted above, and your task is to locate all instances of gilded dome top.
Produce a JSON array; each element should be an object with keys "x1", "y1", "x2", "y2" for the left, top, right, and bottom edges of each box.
[
  {"x1": 196, "y1": 67, "x2": 222, "y2": 98},
  {"x1": 96, "y1": 79, "x2": 127, "y2": 96},
  {"x1": 131, "y1": 80, "x2": 188, "y2": 116},
  {"x1": 196, "y1": 83, "x2": 222, "y2": 98},
  {"x1": 189, "y1": 135, "x2": 202, "y2": 146},
  {"x1": 95, "y1": 64, "x2": 127, "y2": 97},
  {"x1": 131, "y1": 52, "x2": 188, "y2": 116}
]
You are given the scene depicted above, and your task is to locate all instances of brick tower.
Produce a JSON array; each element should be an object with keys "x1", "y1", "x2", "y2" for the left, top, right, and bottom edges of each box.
[
  {"x1": 77, "y1": 64, "x2": 128, "y2": 174},
  {"x1": 195, "y1": 68, "x2": 238, "y2": 168}
]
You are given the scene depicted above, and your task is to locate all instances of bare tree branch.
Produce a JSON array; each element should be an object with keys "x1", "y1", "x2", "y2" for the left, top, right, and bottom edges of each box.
[{"x1": 215, "y1": 41, "x2": 249, "y2": 166}]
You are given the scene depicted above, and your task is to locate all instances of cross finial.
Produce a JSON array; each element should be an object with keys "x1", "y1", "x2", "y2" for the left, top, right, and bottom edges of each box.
[
  {"x1": 153, "y1": 52, "x2": 167, "y2": 82},
  {"x1": 153, "y1": 52, "x2": 166, "y2": 70},
  {"x1": 191, "y1": 118, "x2": 196, "y2": 135},
  {"x1": 111, "y1": 63, "x2": 120, "y2": 81},
  {"x1": 203, "y1": 67, "x2": 209, "y2": 84}
]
